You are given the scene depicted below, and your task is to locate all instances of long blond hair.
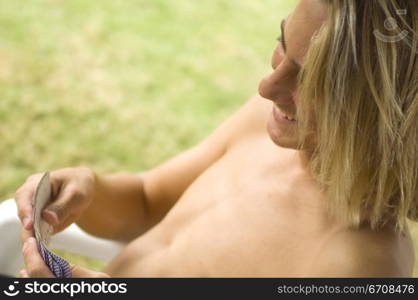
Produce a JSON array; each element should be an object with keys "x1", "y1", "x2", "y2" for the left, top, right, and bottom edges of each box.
[{"x1": 297, "y1": 0, "x2": 418, "y2": 231}]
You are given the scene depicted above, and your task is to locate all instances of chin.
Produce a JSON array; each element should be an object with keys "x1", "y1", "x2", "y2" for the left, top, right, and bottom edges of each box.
[{"x1": 267, "y1": 114, "x2": 299, "y2": 149}]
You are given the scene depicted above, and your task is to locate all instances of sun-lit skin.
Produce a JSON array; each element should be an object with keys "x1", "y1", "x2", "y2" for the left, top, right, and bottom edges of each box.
[
  {"x1": 16, "y1": 0, "x2": 415, "y2": 278},
  {"x1": 259, "y1": 1, "x2": 326, "y2": 150}
]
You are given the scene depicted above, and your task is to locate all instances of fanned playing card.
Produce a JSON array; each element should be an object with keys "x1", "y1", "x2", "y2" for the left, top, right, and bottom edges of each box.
[{"x1": 32, "y1": 172, "x2": 72, "y2": 278}]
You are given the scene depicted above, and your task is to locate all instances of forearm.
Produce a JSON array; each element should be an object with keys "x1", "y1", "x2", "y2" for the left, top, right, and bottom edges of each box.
[{"x1": 76, "y1": 172, "x2": 152, "y2": 242}]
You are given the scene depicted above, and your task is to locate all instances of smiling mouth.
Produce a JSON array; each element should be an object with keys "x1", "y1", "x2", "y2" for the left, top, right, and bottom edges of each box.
[{"x1": 273, "y1": 106, "x2": 297, "y2": 122}]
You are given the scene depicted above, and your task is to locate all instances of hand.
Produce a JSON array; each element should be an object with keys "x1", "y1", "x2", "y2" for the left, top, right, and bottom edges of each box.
[
  {"x1": 20, "y1": 237, "x2": 109, "y2": 278},
  {"x1": 14, "y1": 167, "x2": 96, "y2": 243}
]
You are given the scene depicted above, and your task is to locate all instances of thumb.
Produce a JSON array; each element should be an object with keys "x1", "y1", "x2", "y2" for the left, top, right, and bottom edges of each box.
[
  {"x1": 22, "y1": 237, "x2": 54, "y2": 278},
  {"x1": 69, "y1": 264, "x2": 110, "y2": 278},
  {"x1": 42, "y1": 189, "x2": 73, "y2": 226}
]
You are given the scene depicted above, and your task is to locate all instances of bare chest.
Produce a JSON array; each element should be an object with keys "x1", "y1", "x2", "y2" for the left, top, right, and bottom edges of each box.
[{"x1": 108, "y1": 137, "x2": 328, "y2": 276}]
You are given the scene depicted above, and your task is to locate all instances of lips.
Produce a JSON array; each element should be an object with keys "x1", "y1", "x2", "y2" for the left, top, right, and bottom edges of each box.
[{"x1": 273, "y1": 105, "x2": 297, "y2": 122}]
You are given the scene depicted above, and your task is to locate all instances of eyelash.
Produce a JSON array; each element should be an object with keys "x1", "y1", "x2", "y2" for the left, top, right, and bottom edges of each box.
[{"x1": 277, "y1": 35, "x2": 282, "y2": 42}]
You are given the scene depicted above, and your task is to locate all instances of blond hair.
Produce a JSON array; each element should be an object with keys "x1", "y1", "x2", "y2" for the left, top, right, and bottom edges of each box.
[{"x1": 297, "y1": 0, "x2": 418, "y2": 231}]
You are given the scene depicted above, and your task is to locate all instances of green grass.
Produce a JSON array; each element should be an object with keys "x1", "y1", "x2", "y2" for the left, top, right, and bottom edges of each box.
[
  {"x1": 0, "y1": 0, "x2": 297, "y2": 191},
  {"x1": 1, "y1": 0, "x2": 417, "y2": 277}
]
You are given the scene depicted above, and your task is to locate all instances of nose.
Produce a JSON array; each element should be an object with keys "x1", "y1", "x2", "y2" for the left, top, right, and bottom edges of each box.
[
  {"x1": 259, "y1": 68, "x2": 298, "y2": 104},
  {"x1": 258, "y1": 46, "x2": 298, "y2": 105}
]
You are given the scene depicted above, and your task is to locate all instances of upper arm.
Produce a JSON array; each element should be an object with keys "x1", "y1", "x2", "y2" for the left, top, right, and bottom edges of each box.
[
  {"x1": 315, "y1": 251, "x2": 402, "y2": 277},
  {"x1": 141, "y1": 95, "x2": 271, "y2": 225},
  {"x1": 311, "y1": 233, "x2": 410, "y2": 277}
]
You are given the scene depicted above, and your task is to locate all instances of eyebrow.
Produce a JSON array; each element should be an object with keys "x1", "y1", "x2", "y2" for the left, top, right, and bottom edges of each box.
[
  {"x1": 280, "y1": 19, "x2": 287, "y2": 52},
  {"x1": 280, "y1": 18, "x2": 302, "y2": 69}
]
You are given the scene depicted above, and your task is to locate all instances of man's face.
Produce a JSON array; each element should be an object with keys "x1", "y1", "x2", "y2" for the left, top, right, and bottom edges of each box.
[{"x1": 258, "y1": 0, "x2": 326, "y2": 149}]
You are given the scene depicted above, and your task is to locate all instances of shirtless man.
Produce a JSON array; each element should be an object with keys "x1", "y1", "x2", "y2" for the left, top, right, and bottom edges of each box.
[{"x1": 15, "y1": 0, "x2": 416, "y2": 277}]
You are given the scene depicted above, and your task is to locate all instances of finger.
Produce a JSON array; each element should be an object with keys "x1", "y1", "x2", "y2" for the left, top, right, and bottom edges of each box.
[
  {"x1": 42, "y1": 210, "x2": 59, "y2": 226},
  {"x1": 42, "y1": 187, "x2": 75, "y2": 226},
  {"x1": 14, "y1": 173, "x2": 46, "y2": 228},
  {"x1": 14, "y1": 187, "x2": 35, "y2": 230},
  {"x1": 20, "y1": 226, "x2": 35, "y2": 245},
  {"x1": 19, "y1": 269, "x2": 29, "y2": 278},
  {"x1": 22, "y1": 237, "x2": 53, "y2": 278},
  {"x1": 69, "y1": 264, "x2": 110, "y2": 278},
  {"x1": 15, "y1": 172, "x2": 63, "y2": 229},
  {"x1": 48, "y1": 213, "x2": 75, "y2": 234}
]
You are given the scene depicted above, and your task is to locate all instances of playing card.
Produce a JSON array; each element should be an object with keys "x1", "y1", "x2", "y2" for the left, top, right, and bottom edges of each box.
[
  {"x1": 32, "y1": 172, "x2": 72, "y2": 278},
  {"x1": 32, "y1": 172, "x2": 53, "y2": 245}
]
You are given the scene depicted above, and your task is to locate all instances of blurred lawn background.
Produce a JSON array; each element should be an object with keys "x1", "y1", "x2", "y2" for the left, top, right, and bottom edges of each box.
[{"x1": 0, "y1": 0, "x2": 416, "y2": 276}]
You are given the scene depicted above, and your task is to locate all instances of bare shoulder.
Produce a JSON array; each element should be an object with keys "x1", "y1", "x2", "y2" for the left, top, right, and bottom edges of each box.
[{"x1": 309, "y1": 225, "x2": 415, "y2": 277}]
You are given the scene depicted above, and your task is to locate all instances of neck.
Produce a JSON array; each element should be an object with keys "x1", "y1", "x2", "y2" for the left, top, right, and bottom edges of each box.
[
  {"x1": 296, "y1": 149, "x2": 327, "y2": 193},
  {"x1": 298, "y1": 149, "x2": 313, "y2": 171}
]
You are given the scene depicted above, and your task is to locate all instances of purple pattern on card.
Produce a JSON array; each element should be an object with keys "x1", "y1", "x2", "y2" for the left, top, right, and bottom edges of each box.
[{"x1": 37, "y1": 241, "x2": 72, "y2": 278}]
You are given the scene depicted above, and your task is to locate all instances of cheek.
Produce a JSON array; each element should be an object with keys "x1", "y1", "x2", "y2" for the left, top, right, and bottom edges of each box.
[{"x1": 293, "y1": 88, "x2": 301, "y2": 106}]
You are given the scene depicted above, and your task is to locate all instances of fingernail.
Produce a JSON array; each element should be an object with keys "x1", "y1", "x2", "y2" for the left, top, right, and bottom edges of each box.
[
  {"x1": 23, "y1": 237, "x2": 35, "y2": 251},
  {"x1": 22, "y1": 241, "x2": 28, "y2": 253},
  {"x1": 44, "y1": 210, "x2": 59, "y2": 225},
  {"x1": 20, "y1": 270, "x2": 29, "y2": 278},
  {"x1": 23, "y1": 217, "x2": 30, "y2": 228}
]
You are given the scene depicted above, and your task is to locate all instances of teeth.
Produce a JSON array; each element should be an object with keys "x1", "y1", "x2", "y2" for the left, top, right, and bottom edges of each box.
[
  {"x1": 284, "y1": 114, "x2": 296, "y2": 121},
  {"x1": 276, "y1": 106, "x2": 297, "y2": 121}
]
